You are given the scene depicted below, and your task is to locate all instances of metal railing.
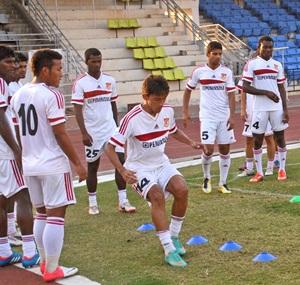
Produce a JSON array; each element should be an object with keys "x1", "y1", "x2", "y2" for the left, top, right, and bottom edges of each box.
[
  {"x1": 24, "y1": 0, "x2": 85, "y2": 76},
  {"x1": 158, "y1": 0, "x2": 252, "y2": 73}
]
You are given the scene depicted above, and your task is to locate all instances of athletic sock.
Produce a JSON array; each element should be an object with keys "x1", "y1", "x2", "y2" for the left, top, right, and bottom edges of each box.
[
  {"x1": 246, "y1": 158, "x2": 254, "y2": 171},
  {"x1": 43, "y1": 217, "x2": 64, "y2": 273},
  {"x1": 202, "y1": 154, "x2": 212, "y2": 179},
  {"x1": 253, "y1": 148, "x2": 263, "y2": 175},
  {"x1": 219, "y1": 154, "x2": 231, "y2": 185},
  {"x1": 7, "y1": 212, "x2": 16, "y2": 236},
  {"x1": 267, "y1": 160, "x2": 274, "y2": 170},
  {"x1": 278, "y1": 147, "x2": 287, "y2": 171},
  {"x1": 118, "y1": 189, "x2": 127, "y2": 205},
  {"x1": 0, "y1": 237, "x2": 12, "y2": 257},
  {"x1": 156, "y1": 230, "x2": 176, "y2": 256},
  {"x1": 33, "y1": 213, "x2": 47, "y2": 263},
  {"x1": 22, "y1": 234, "x2": 36, "y2": 257},
  {"x1": 88, "y1": 192, "x2": 97, "y2": 207},
  {"x1": 169, "y1": 215, "x2": 184, "y2": 238}
]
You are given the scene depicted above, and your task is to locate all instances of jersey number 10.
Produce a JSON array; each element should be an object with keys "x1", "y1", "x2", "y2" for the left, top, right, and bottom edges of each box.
[{"x1": 18, "y1": 103, "x2": 38, "y2": 136}]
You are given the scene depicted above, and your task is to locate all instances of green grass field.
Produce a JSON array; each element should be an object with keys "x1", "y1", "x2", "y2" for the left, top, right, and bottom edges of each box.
[{"x1": 62, "y1": 148, "x2": 300, "y2": 285}]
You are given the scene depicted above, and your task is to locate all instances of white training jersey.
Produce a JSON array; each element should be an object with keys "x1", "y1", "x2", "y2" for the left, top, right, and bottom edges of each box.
[
  {"x1": 71, "y1": 72, "x2": 118, "y2": 141},
  {"x1": 186, "y1": 64, "x2": 236, "y2": 121},
  {"x1": 242, "y1": 56, "x2": 285, "y2": 111},
  {"x1": 237, "y1": 79, "x2": 254, "y2": 117},
  {"x1": 11, "y1": 83, "x2": 70, "y2": 176},
  {"x1": 109, "y1": 104, "x2": 177, "y2": 171},
  {"x1": 0, "y1": 78, "x2": 15, "y2": 160},
  {"x1": 9, "y1": 81, "x2": 23, "y2": 97}
]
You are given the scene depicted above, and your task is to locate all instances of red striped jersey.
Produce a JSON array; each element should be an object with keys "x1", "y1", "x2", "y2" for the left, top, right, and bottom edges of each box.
[
  {"x1": 242, "y1": 56, "x2": 285, "y2": 111},
  {"x1": 186, "y1": 64, "x2": 236, "y2": 121},
  {"x1": 10, "y1": 83, "x2": 70, "y2": 176},
  {"x1": 71, "y1": 72, "x2": 118, "y2": 141},
  {"x1": 0, "y1": 77, "x2": 15, "y2": 160},
  {"x1": 109, "y1": 104, "x2": 177, "y2": 171}
]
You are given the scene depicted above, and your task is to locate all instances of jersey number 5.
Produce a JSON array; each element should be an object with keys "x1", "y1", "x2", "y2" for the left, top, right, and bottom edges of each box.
[{"x1": 18, "y1": 103, "x2": 38, "y2": 136}]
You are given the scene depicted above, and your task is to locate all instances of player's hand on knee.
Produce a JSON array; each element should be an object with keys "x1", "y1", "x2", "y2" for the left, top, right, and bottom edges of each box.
[
  {"x1": 266, "y1": 91, "x2": 279, "y2": 103},
  {"x1": 75, "y1": 163, "x2": 87, "y2": 182},
  {"x1": 120, "y1": 168, "x2": 137, "y2": 184},
  {"x1": 190, "y1": 140, "x2": 203, "y2": 150},
  {"x1": 82, "y1": 132, "x2": 93, "y2": 146}
]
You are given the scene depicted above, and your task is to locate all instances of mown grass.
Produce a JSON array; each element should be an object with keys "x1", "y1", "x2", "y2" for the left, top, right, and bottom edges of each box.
[{"x1": 61, "y1": 148, "x2": 300, "y2": 285}]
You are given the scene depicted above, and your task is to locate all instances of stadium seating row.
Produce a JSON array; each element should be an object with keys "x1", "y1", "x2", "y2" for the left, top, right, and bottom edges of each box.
[
  {"x1": 133, "y1": 47, "x2": 165, "y2": 59},
  {"x1": 126, "y1": 36, "x2": 158, "y2": 48}
]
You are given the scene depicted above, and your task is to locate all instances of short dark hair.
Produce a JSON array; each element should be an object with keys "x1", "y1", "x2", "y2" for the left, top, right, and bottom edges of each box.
[
  {"x1": 85, "y1": 48, "x2": 101, "y2": 62},
  {"x1": 0, "y1": 45, "x2": 15, "y2": 61},
  {"x1": 257, "y1": 36, "x2": 273, "y2": 49},
  {"x1": 142, "y1": 75, "x2": 169, "y2": 97},
  {"x1": 15, "y1": 52, "x2": 28, "y2": 63},
  {"x1": 207, "y1": 41, "x2": 222, "y2": 55},
  {"x1": 31, "y1": 49, "x2": 62, "y2": 76}
]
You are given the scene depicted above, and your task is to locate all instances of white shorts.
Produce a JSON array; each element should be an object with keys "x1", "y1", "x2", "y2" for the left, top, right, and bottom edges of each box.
[
  {"x1": 242, "y1": 121, "x2": 273, "y2": 137},
  {"x1": 25, "y1": 172, "x2": 76, "y2": 209},
  {"x1": 0, "y1": 159, "x2": 27, "y2": 198},
  {"x1": 251, "y1": 110, "x2": 288, "y2": 135},
  {"x1": 85, "y1": 140, "x2": 124, "y2": 163},
  {"x1": 200, "y1": 120, "x2": 236, "y2": 145},
  {"x1": 132, "y1": 162, "x2": 181, "y2": 200}
]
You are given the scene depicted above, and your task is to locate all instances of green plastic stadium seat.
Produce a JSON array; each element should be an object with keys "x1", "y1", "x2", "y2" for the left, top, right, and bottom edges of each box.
[
  {"x1": 152, "y1": 70, "x2": 163, "y2": 76},
  {"x1": 128, "y1": 18, "x2": 140, "y2": 28},
  {"x1": 137, "y1": 37, "x2": 148, "y2": 48},
  {"x1": 163, "y1": 69, "x2": 175, "y2": 81},
  {"x1": 133, "y1": 48, "x2": 145, "y2": 59},
  {"x1": 144, "y1": 48, "x2": 156, "y2": 58},
  {"x1": 143, "y1": 59, "x2": 155, "y2": 70},
  {"x1": 154, "y1": 46, "x2": 166, "y2": 58},
  {"x1": 126, "y1": 37, "x2": 137, "y2": 48},
  {"x1": 164, "y1": 57, "x2": 176, "y2": 68},
  {"x1": 107, "y1": 19, "x2": 119, "y2": 29},
  {"x1": 147, "y1": 36, "x2": 158, "y2": 47},
  {"x1": 119, "y1": 19, "x2": 129, "y2": 28},
  {"x1": 154, "y1": 58, "x2": 166, "y2": 69},
  {"x1": 173, "y1": 68, "x2": 185, "y2": 80}
]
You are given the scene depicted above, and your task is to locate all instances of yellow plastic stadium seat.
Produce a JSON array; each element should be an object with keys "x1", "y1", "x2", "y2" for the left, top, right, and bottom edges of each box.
[
  {"x1": 154, "y1": 58, "x2": 166, "y2": 69},
  {"x1": 163, "y1": 69, "x2": 176, "y2": 81},
  {"x1": 147, "y1": 36, "x2": 158, "y2": 47},
  {"x1": 107, "y1": 19, "x2": 119, "y2": 29},
  {"x1": 133, "y1": 48, "x2": 145, "y2": 59},
  {"x1": 144, "y1": 48, "x2": 156, "y2": 58},
  {"x1": 143, "y1": 59, "x2": 155, "y2": 70},
  {"x1": 152, "y1": 70, "x2": 163, "y2": 76},
  {"x1": 128, "y1": 18, "x2": 140, "y2": 28},
  {"x1": 119, "y1": 19, "x2": 130, "y2": 29},
  {"x1": 154, "y1": 46, "x2": 166, "y2": 58},
  {"x1": 137, "y1": 37, "x2": 148, "y2": 48},
  {"x1": 126, "y1": 37, "x2": 137, "y2": 48},
  {"x1": 173, "y1": 68, "x2": 185, "y2": 80},
  {"x1": 164, "y1": 57, "x2": 176, "y2": 68}
]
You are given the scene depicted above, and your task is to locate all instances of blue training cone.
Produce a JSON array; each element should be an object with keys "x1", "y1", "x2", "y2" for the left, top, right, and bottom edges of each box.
[
  {"x1": 137, "y1": 223, "x2": 155, "y2": 231},
  {"x1": 253, "y1": 252, "x2": 277, "y2": 262},
  {"x1": 186, "y1": 235, "x2": 208, "y2": 246},
  {"x1": 219, "y1": 240, "x2": 242, "y2": 251}
]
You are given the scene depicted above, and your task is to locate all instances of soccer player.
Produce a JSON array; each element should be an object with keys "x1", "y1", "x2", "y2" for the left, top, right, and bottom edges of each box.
[
  {"x1": 0, "y1": 46, "x2": 39, "y2": 268},
  {"x1": 106, "y1": 75, "x2": 202, "y2": 267},
  {"x1": 72, "y1": 48, "x2": 135, "y2": 215},
  {"x1": 183, "y1": 41, "x2": 236, "y2": 194},
  {"x1": 242, "y1": 36, "x2": 288, "y2": 182},
  {"x1": 9, "y1": 52, "x2": 28, "y2": 95},
  {"x1": 237, "y1": 79, "x2": 276, "y2": 177},
  {"x1": 7, "y1": 52, "x2": 29, "y2": 246},
  {"x1": 11, "y1": 49, "x2": 87, "y2": 282}
]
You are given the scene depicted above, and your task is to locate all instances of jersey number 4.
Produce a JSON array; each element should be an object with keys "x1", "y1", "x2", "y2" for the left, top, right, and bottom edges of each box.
[{"x1": 18, "y1": 103, "x2": 38, "y2": 136}]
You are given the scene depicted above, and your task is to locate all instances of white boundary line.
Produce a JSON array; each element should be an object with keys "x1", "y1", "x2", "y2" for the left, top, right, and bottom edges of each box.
[
  {"x1": 14, "y1": 263, "x2": 101, "y2": 285},
  {"x1": 73, "y1": 142, "x2": 300, "y2": 188}
]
